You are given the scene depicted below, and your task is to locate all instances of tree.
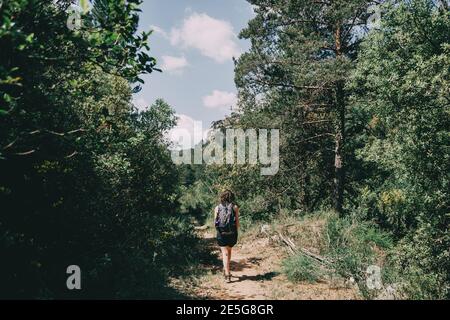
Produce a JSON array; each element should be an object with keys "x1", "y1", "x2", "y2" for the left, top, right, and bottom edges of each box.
[
  {"x1": 235, "y1": 0, "x2": 379, "y2": 214},
  {"x1": 0, "y1": 0, "x2": 158, "y2": 159},
  {"x1": 350, "y1": 0, "x2": 449, "y2": 298},
  {"x1": 0, "y1": 0, "x2": 194, "y2": 299}
]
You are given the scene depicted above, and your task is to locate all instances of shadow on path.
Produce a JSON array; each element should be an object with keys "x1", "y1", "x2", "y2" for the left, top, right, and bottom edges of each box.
[{"x1": 232, "y1": 271, "x2": 280, "y2": 283}]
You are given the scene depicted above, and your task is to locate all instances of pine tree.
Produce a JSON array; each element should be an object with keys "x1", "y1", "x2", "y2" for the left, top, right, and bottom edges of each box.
[{"x1": 236, "y1": 0, "x2": 378, "y2": 214}]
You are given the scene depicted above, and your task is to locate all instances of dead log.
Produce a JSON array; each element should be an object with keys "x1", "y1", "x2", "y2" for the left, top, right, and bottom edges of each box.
[{"x1": 275, "y1": 231, "x2": 333, "y2": 266}]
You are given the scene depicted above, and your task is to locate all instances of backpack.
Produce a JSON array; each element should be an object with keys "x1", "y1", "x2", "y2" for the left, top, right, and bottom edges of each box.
[{"x1": 215, "y1": 202, "x2": 236, "y2": 235}]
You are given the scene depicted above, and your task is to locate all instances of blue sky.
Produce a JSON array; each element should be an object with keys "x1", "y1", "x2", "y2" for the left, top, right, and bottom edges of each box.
[{"x1": 133, "y1": 0, "x2": 255, "y2": 147}]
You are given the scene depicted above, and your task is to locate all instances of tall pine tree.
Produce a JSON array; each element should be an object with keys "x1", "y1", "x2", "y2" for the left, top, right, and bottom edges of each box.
[{"x1": 235, "y1": 0, "x2": 378, "y2": 214}]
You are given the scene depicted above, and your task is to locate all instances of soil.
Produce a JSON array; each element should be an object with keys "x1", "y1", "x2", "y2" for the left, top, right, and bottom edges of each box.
[{"x1": 170, "y1": 229, "x2": 361, "y2": 300}]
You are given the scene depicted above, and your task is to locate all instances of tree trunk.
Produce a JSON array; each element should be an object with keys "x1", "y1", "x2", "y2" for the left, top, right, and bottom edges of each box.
[
  {"x1": 333, "y1": 25, "x2": 345, "y2": 215},
  {"x1": 333, "y1": 83, "x2": 345, "y2": 215}
]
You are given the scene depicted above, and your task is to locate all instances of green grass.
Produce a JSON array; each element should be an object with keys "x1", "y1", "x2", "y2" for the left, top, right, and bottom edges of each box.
[
  {"x1": 277, "y1": 210, "x2": 397, "y2": 298},
  {"x1": 283, "y1": 254, "x2": 324, "y2": 283}
]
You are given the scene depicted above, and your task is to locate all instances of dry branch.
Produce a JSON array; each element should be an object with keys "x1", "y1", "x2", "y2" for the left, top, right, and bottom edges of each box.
[
  {"x1": 267, "y1": 228, "x2": 333, "y2": 267},
  {"x1": 194, "y1": 225, "x2": 209, "y2": 231}
]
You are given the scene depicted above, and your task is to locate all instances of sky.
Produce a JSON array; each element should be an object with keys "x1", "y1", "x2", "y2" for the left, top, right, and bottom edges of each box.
[{"x1": 133, "y1": 0, "x2": 255, "y2": 149}]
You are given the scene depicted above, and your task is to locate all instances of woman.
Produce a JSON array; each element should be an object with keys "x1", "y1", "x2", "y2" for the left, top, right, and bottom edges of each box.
[{"x1": 214, "y1": 190, "x2": 239, "y2": 283}]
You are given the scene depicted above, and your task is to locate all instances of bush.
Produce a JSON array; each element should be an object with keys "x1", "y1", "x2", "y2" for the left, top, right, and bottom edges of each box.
[
  {"x1": 178, "y1": 180, "x2": 216, "y2": 224},
  {"x1": 280, "y1": 211, "x2": 395, "y2": 298},
  {"x1": 283, "y1": 254, "x2": 324, "y2": 283},
  {"x1": 323, "y1": 213, "x2": 394, "y2": 297}
]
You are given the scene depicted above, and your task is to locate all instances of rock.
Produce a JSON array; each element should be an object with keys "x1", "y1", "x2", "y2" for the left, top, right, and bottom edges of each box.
[
  {"x1": 261, "y1": 224, "x2": 271, "y2": 234},
  {"x1": 375, "y1": 284, "x2": 401, "y2": 300}
]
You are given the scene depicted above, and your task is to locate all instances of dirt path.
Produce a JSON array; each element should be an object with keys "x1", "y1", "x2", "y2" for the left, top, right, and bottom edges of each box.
[{"x1": 173, "y1": 229, "x2": 360, "y2": 300}]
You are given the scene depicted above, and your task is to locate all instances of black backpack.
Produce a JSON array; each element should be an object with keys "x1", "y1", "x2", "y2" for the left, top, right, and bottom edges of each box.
[{"x1": 215, "y1": 202, "x2": 236, "y2": 235}]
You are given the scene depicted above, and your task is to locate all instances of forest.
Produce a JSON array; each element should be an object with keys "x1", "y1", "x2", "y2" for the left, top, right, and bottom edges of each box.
[{"x1": 0, "y1": 0, "x2": 448, "y2": 299}]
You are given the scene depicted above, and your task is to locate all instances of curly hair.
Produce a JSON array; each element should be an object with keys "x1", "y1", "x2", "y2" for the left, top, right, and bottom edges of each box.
[{"x1": 220, "y1": 189, "x2": 235, "y2": 204}]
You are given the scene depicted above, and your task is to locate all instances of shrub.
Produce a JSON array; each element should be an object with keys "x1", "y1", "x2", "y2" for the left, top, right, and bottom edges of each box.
[{"x1": 283, "y1": 254, "x2": 324, "y2": 283}]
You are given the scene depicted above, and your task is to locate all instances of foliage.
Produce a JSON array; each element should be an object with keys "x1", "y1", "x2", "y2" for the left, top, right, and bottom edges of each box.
[
  {"x1": 283, "y1": 254, "x2": 324, "y2": 283},
  {"x1": 0, "y1": 0, "x2": 196, "y2": 299},
  {"x1": 280, "y1": 211, "x2": 393, "y2": 298},
  {"x1": 323, "y1": 213, "x2": 393, "y2": 297},
  {"x1": 233, "y1": 0, "x2": 379, "y2": 214},
  {"x1": 349, "y1": 0, "x2": 449, "y2": 298},
  {"x1": 212, "y1": 0, "x2": 449, "y2": 299},
  {"x1": 1, "y1": 0, "x2": 448, "y2": 300}
]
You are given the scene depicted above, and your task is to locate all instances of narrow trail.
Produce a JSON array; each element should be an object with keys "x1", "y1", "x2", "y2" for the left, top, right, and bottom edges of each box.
[{"x1": 174, "y1": 229, "x2": 360, "y2": 300}]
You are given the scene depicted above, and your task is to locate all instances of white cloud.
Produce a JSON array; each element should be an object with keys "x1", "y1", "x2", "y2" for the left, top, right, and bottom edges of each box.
[
  {"x1": 203, "y1": 90, "x2": 237, "y2": 109},
  {"x1": 170, "y1": 13, "x2": 241, "y2": 63},
  {"x1": 161, "y1": 55, "x2": 189, "y2": 74},
  {"x1": 150, "y1": 25, "x2": 169, "y2": 39},
  {"x1": 133, "y1": 97, "x2": 149, "y2": 112},
  {"x1": 168, "y1": 114, "x2": 210, "y2": 150}
]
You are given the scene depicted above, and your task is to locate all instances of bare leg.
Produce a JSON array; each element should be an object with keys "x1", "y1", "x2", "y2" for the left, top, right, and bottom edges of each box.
[
  {"x1": 227, "y1": 247, "x2": 232, "y2": 274},
  {"x1": 220, "y1": 246, "x2": 230, "y2": 276}
]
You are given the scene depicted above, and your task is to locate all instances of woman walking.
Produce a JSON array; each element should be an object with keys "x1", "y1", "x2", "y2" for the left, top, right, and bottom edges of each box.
[{"x1": 214, "y1": 190, "x2": 239, "y2": 283}]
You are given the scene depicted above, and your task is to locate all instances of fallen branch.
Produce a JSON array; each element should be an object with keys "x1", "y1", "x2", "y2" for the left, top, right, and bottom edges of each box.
[
  {"x1": 274, "y1": 230, "x2": 333, "y2": 266},
  {"x1": 194, "y1": 225, "x2": 209, "y2": 231},
  {"x1": 299, "y1": 247, "x2": 333, "y2": 265}
]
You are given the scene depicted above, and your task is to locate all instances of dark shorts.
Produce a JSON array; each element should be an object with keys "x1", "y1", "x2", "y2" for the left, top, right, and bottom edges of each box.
[{"x1": 216, "y1": 229, "x2": 238, "y2": 247}]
